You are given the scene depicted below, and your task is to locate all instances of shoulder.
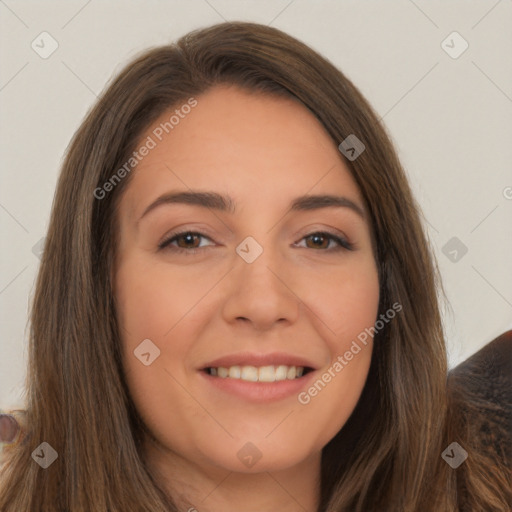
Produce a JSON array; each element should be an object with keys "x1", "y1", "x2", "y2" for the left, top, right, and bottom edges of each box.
[
  {"x1": 448, "y1": 330, "x2": 512, "y2": 465},
  {"x1": 449, "y1": 329, "x2": 512, "y2": 407}
]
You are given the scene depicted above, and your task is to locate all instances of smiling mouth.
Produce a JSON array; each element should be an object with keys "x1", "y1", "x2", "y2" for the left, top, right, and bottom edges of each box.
[{"x1": 203, "y1": 365, "x2": 314, "y2": 382}]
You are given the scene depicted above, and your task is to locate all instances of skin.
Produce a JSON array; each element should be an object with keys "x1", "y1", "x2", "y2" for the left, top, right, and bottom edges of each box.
[
  {"x1": 114, "y1": 85, "x2": 380, "y2": 512},
  {"x1": 0, "y1": 414, "x2": 19, "y2": 443}
]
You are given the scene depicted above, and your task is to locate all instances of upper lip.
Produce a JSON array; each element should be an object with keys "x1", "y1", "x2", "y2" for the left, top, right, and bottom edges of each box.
[{"x1": 199, "y1": 351, "x2": 319, "y2": 371}]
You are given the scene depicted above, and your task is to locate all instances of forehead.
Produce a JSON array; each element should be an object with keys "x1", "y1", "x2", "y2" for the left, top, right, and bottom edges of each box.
[{"x1": 120, "y1": 85, "x2": 364, "y2": 219}]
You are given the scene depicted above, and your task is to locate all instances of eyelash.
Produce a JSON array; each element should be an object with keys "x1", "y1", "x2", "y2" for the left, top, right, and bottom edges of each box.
[{"x1": 158, "y1": 230, "x2": 354, "y2": 254}]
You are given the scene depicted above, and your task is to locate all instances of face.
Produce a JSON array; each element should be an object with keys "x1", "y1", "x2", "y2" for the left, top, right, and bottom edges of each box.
[{"x1": 114, "y1": 85, "x2": 380, "y2": 476}]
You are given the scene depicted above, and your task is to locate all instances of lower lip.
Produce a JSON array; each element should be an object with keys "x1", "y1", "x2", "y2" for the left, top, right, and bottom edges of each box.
[{"x1": 199, "y1": 370, "x2": 317, "y2": 403}]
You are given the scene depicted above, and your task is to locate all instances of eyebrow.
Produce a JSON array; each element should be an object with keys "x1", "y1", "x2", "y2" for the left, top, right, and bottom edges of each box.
[{"x1": 138, "y1": 190, "x2": 366, "y2": 223}]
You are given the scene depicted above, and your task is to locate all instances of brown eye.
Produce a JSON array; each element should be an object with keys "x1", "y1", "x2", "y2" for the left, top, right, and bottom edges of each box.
[
  {"x1": 305, "y1": 233, "x2": 330, "y2": 249},
  {"x1": 299, "y1": 232, "x2": 353, "y2": 252},
  {"x1": 175, "y1": 232, "x2": 201, "y2": 249},
  {"x1": 158, "y1": 231, "x2": 213, "y2": 252}
]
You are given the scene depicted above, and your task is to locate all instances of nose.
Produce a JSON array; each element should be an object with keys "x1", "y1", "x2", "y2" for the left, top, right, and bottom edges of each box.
[{"x1": 221, "y1": 242, "x2": 300, "y2": 332}]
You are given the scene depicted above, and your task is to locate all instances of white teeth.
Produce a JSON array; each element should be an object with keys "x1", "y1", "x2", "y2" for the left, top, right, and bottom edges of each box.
[
  {"x1": 208, "y1": 365, "x2": 307, "y2": 382},
  {"x1": 228, "y1": 366, "x2": 241, "y2": 379},
  {"x1": 241, "y1": 366, "x2": 258, "y2": 382},
  {"x1": 258, "y1": 366, "x2": 275, "y2": 382},
  {"x1": 286, "y1": 366, "x2": 296, "y2": 379},
  {"x1": 275, "y1": 365, "x2": 288, "y2": 381}
]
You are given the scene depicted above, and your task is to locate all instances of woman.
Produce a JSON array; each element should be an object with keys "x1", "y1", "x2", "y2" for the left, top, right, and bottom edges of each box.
[{"x1": 0, "y1": 21, "x2": 509, "y2": 511}]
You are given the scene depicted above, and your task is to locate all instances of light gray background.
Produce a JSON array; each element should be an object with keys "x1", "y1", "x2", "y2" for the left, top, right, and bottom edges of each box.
[{"x1": 1, "y1": 0, "x2": 511, "y2": 410}]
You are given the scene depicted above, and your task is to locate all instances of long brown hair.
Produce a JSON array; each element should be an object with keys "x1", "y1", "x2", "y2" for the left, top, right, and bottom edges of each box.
[{"x1": 0, "y1": 21, "x2": 509, "y2": 511}]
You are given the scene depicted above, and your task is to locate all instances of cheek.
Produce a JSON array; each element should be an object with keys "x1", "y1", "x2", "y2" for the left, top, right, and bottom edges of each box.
[
  {"x1": 115, "y1": 254, "x2": 212, "y2": 340},
  {"x1": 114, "y1": 256, "x2": 208, "y2": 443},
  {"x1": 114, "y1": 253, "x2": 227, "y2": 397},
  {"x1": 298, "y1": 256, "x2": 380, "y2": 345},
  {"x1": 293, "y1": 258, "x2": 379, "y2": 434},
  {"x1": 114, "y1": 257, "x2": 192, "y2": 395}
]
